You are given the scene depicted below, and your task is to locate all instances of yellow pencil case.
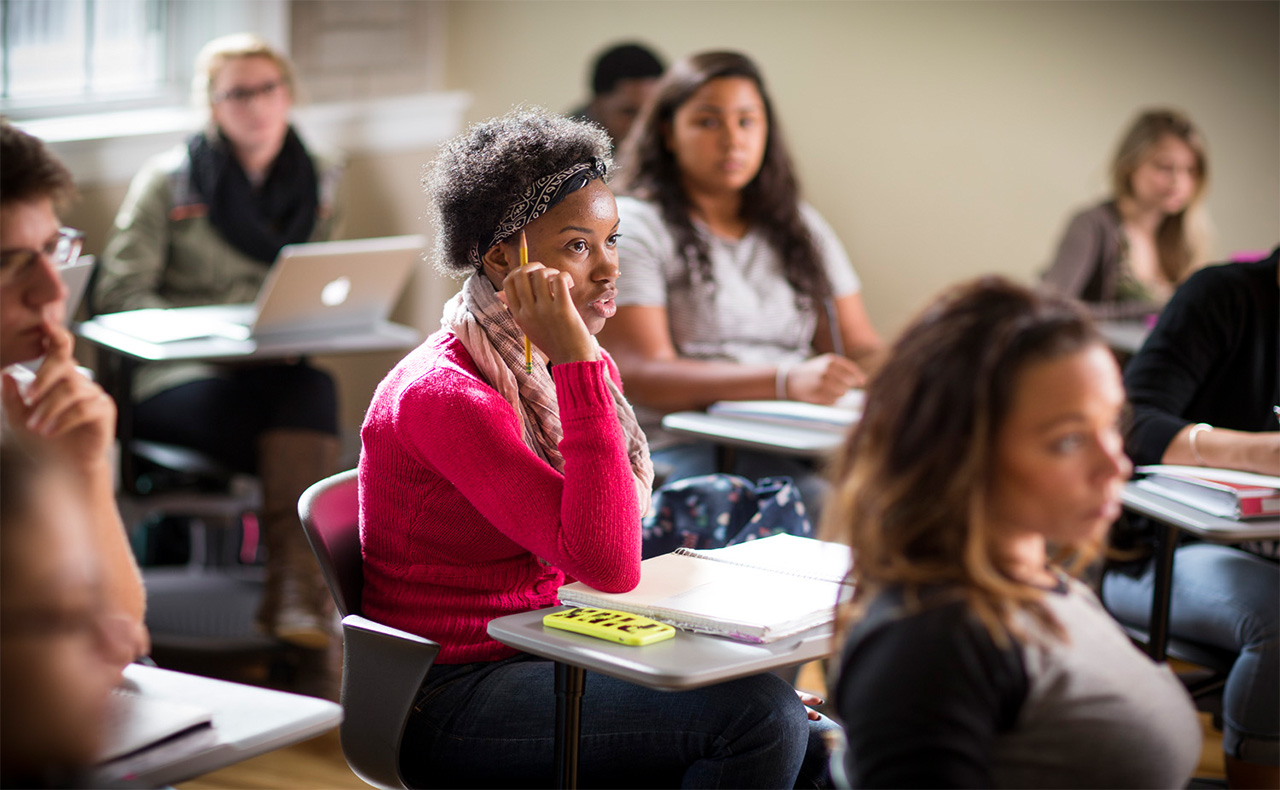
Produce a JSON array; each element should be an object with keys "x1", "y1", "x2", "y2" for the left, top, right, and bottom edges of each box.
[{"x1": 543, "y1": 607, "x2": 676, "y2": 646}]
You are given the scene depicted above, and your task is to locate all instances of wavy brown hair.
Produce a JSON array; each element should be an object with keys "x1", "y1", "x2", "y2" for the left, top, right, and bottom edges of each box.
[
  {"x1": 1111, "y1": 108, "x2": 1209, "y2": 284},
  {"x1": 821, "y1": 278, "x2": 1103, "y2": 646},
  {"x1": 614, "y1": 51, "x2": 827, "y2": 308}
]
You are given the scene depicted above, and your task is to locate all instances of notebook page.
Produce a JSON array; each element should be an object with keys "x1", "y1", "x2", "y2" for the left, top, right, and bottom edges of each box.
[
  {"x1": 559, "y1": 549, "x2": 844, "y2": 641},
  {"x1": 675, "y1": 534, "x2": 852, "y2": 585}
]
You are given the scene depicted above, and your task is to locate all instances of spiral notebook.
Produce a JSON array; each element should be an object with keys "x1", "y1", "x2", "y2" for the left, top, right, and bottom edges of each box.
[{"x1": 558, "y1": 534, "x2": 852, "y2": 643}]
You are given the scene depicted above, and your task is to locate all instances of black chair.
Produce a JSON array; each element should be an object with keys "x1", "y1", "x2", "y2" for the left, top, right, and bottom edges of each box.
[
  {"x1": 91, "y1": 341, "x2": 281, "y2": 658},
  {"x1": 116, "y1": 438, "x2": 284, "y2": 657},
  {"x1": 298, "y1": 469, "x2": 441, "y2": 790}
]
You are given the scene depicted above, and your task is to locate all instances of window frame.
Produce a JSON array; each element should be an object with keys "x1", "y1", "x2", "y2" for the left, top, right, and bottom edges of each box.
[{"x1": 0, "y1": 0, "x2": 288, "y2": 120}]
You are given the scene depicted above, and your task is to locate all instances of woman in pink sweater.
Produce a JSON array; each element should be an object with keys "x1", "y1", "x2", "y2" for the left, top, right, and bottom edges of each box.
[{"x1": 358, "y1": 108, "x2": 831, "y2": 788}]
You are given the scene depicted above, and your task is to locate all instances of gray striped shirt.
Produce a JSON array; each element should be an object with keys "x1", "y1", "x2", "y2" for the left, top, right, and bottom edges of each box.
[{"x1": 615, "y1": 197, "x2": 862, "y2": 446}]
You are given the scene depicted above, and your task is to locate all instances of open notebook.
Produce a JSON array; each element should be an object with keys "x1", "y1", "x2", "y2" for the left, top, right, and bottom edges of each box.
[{"x1": 558, "y1": 534, "x2": 852, "y2": 643}]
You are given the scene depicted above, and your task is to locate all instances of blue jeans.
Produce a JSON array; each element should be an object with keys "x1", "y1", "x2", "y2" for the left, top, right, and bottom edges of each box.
[
  {"x1": 1102, "y1": 543, "x2": 1279, "y2": 764},
  {"x1": 401, "y1": 653, "x2": 837, "y2": 788},
  {"x1": 654, "y1": 442, "x2": 831, "y2": 526}
]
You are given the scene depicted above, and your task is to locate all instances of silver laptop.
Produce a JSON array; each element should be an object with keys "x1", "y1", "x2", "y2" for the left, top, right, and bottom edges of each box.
[
  {"x1": 96, "y1": 235, "x2": 423, "y2": 343},
  {"x1": 60, "y1": 254, "x2": 95, "y2": 325}
]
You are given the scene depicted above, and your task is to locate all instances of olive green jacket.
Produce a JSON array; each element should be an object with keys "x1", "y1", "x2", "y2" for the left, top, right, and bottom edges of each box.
[{"x1": 94, "y1": 140, "x2": 345, "y2": 401}]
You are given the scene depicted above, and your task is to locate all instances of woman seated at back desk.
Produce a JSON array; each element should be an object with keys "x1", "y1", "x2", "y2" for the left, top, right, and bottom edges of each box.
[
  {"x1": 357, "y1": 107, "x2": 833, "y2": 789},
  {"x1": 92, "y1": 33, "x2": 342, "y2": 648},
  {"x1": 1041, "y1": 109, "x2": 1209, "y2": 321},
  {"x1": 598, "y1": 50, "x2": 883, "y2": 512},
  {"x1": 1102, "y1": 249, "x2": 1278, "y2": 788}
]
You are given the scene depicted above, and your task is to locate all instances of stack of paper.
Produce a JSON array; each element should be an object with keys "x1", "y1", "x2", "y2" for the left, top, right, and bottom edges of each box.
[{"x1": 1134, "y1": 465, "x2": 1280, "y2": 520}]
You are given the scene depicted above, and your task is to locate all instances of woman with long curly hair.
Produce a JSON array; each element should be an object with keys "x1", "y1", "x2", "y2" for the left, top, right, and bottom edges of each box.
[
  {"x1": 823, "y1": 278, "x2": 1201, "y2": 788},
  {"x1": 598, "y1": 50, "x2": 883, "y2": 513}
]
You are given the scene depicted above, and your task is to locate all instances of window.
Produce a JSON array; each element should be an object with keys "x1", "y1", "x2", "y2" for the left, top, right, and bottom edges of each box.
[
  {"x1": 2, "y1": 0, "x2": 166, "y2": 108},
  {"x1": 0, "y1": 0, "x2": 285, "y2": 118}
]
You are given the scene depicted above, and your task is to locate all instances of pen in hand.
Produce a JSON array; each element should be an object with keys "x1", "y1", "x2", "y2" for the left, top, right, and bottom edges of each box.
[{"x1": 520, "y1": 230, "x2": 532, "y2": 374}]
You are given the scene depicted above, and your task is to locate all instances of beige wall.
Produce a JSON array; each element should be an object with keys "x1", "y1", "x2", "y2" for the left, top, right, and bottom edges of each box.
[
  {"x1": 59, "y1": 0, "x2": 1279, "y2": 449},
  {"x1": 446, "y1": 0, "x2": 1279, "y2": 336}
]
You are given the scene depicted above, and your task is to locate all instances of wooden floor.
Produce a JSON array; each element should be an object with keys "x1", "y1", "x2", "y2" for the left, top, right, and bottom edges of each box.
[
  {"x1": 176, "y1": 660, "x2": 1226, "y2": 789},
  {"x1": 177, "y1": 728, "x2": 363, "y2": 789}
]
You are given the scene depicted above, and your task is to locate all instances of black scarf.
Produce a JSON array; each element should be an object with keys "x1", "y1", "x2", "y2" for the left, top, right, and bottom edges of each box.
[{"x1": 187, "y1": 126, "x2": 319, "y2": 264}]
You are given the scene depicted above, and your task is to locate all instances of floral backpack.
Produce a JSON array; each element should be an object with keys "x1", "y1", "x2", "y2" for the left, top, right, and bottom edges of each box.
[{"x1": 641, "y1": 474, "x2": 813, "y2": 559}]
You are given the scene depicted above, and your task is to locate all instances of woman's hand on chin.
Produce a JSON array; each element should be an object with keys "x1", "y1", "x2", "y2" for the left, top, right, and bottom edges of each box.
[{"x1": 501, "y1": 262, "x2": 597, "y2": 365}]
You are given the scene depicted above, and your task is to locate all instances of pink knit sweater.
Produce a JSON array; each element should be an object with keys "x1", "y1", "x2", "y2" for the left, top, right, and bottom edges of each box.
[{"x1": 358, "y1": 330, "x2": 643, "y2": 663}]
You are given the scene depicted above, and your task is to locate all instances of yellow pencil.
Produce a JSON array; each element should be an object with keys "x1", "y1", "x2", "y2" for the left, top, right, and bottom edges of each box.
[{"x1": 520, "y1": 230, "x2": 532, "y2": 373}]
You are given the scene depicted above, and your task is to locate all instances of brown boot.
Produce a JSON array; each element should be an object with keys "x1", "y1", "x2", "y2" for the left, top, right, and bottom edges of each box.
[{"x1": 256, "y1": 428, "x2": 339, "y2": 649}]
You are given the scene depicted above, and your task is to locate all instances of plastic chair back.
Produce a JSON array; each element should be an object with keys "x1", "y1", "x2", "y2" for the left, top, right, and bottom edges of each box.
[
  {"x1": 297, "y1": 469, "x2": 363, "y2": 617},
  {"x1": 298, "y1": 469, "x2": 441, "y2": 790}
]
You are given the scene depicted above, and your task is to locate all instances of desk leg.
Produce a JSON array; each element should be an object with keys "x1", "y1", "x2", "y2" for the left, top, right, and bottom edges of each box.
[
  {"x1": 715, "y1": 445, "x2": 737, "y2": 475},
  {"x1": 1146, "y1": 522, "x2": 1178, "y2": 662},
  {"x1": 553, "y1": 662, "x2": 585, "y2": 790},
  {"x1": 96, "y1": 349, "x2": 138, "y2": 493}
]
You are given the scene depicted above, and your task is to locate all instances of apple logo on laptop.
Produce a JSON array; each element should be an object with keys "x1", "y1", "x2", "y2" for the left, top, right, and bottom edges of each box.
[{"x1": 321, "y1": 276, "x2": 351, "y2": 307}]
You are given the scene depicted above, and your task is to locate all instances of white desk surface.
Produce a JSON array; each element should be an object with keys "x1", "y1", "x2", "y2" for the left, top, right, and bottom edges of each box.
[
  {"x1": 1096, "y1": 319, "x2": 1152, "y2": 355},
  {"x1": 76, "y1": 317, "x2": 421, "y2": 363},
  {"x1": 91, "y1": 664, "x2": 342, "y2": 788},
  {"x1": 487, "y1": 607, "x2": 833, "y2": 692},
  {"x1": 661, "y1": 411, "x2": 845, "y2": 460},
  {"x1": 1121, "y1": 482, "x2": 1280, "y2": 541}
]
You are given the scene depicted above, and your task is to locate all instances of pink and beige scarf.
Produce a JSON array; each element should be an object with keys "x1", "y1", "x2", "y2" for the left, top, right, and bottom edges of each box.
[{"x1": 441, "y1": 272, "x2": 654, "y2": 512}]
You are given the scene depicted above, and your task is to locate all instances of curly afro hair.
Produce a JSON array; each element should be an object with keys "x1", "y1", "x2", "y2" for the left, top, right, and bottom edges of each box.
[{"x1": 423, "y1": 106, "x2": 612, "y2": 277}]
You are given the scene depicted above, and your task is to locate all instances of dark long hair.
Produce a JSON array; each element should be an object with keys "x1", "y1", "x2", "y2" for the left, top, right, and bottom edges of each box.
[
  {"x1": 614, "y1": 51, "x2": 828, "y2": 306},
  {"x1": 821, "y1": 278, "x2": 1103, "y2": 646}
]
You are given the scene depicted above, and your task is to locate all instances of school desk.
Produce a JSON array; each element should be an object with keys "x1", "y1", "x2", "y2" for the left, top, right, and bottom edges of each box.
[
  {"x1": 1120, "y1": 481, "x2": 1280, "y2": 662},
  {"x1": 90, "y1": 663, "x2": 342, "y2": 788},
  {"x1": 1097, "y1": 318, "x2": 1153, "y2": 355},
  {"x1": 487, "y1": 607, "x2": 832, "y2": 790},
  {"x1": 660, "y1": 410, "x2": 845, "y2": 476},
  {"x1": 74, "y1": 316, "x2": 420, "y2": 492}
]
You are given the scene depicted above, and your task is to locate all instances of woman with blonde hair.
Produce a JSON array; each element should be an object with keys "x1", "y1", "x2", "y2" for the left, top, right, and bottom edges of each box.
[
  {"x1": 94, "y1": 32, "x2": 343, "y2": 647},
  {"x1": 825, "y1": 278, "x2": 1201, "y2": 787},
  {"x1": 1042, "y1": 109, "x2": 1209, "y2": 319}
]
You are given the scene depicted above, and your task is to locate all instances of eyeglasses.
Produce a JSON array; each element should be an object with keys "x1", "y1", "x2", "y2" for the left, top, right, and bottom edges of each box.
[
  {"x1": 212, "y1": 79, "x2": 284, "y2": 105},
  {"x1": 0, "y1": 226, "x2": 83, "y2": 287}
]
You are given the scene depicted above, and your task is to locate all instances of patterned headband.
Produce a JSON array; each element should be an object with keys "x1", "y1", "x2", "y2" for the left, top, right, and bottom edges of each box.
[{"x1": 468, "y1": 158, "x2": 609, "y2": 268}]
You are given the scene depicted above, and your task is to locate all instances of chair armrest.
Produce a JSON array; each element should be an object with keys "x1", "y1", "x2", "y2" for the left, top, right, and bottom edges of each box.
[{"x1": 339, "y1": 614, "x2": 441, "y2": 790}]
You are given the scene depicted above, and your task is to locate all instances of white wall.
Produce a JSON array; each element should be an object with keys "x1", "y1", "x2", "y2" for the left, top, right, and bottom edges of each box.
[{"x1": 446, "y1": 0, "x2": 1279, "y2": 335}]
